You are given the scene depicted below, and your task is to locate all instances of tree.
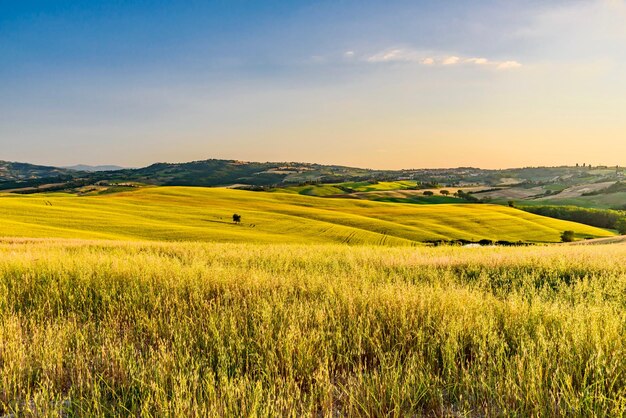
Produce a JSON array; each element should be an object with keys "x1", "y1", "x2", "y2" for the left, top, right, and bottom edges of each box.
[
  {"x1": 232, "y1": 214, "x2": 241, "y2": 224},
  {"x1": 616, "y1": 218, "x2": 626, "y2": 235},
  {"x1": 561, "y1": 230, "x2": 575, "y2": 242},
  {"x1": 440, "y1": 190, "x2": 450, "y2": 196},
  {"x1": 423, "y1": 191, "x2": 434, "y2": 196},
  {"x1": 508, "y1": 201, "x2": 516, "y2": 208}
]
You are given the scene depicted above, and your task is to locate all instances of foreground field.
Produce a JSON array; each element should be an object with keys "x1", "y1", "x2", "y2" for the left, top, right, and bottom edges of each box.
[
  {"x1": 0, "y1": 239, "x2": 624, "y2": 416},
  {"x1": 0, "y1": 187, "x2": 614, "y2": 244}
]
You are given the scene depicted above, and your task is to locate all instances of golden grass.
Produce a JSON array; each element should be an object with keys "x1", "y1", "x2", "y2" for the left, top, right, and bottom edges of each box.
[{"x1": 0, "y1": 239, "x2": 624, "y2": 416}]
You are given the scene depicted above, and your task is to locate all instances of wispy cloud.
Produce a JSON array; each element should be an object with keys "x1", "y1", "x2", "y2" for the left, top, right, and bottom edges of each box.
[
  {"x1": 362, "y1": 48, "x2": 522, "y2": 70},
  {"x1": 442, "y1": 56, "x2": 461, "y2": 65},
  {"x1": 366, "y1": 48, "x2": 421, "y2": 63},
  {"x1": 496, "y1": 60, "x2": 522, "y2": 70}
]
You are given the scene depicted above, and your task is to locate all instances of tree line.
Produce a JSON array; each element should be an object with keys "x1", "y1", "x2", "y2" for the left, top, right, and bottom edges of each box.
[{"x1": 520, "y1": 205, "x2": 626, "y2": 234}]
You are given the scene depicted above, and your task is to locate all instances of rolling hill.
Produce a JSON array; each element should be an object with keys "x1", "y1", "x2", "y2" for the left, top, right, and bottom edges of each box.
[
  {"x1": 0, "y1": 161, "x2": 75, "y2": 181},
  {"x1": 64, "y1": 164, "x2": 126, "y2": 172},
  {"x1": 0, "y1": 186, "x2": 614, "y2": 244}
]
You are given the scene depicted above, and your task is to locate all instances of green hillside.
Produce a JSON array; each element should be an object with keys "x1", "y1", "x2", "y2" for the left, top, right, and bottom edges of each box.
[
  {"x1": 270, "y1": 180, "x2": 421, "y2": 197},
  {"x1": 0, "y1": 187, "x2": 614, "y2": 244}
]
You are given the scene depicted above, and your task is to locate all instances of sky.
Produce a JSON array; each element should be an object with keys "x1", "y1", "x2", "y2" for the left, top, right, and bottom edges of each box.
[{"x1": 1, "y1": 0, "x2": 625, "y2": 169}]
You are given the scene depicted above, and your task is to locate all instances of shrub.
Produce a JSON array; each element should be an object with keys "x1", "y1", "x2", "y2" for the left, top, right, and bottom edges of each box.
[{"x1": 561, "y1": 230, "x2": 575, "y2": 242}]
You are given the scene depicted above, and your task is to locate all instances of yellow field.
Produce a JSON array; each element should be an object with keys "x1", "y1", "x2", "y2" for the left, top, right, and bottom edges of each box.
[
  {"x1": 0, "y1": 186, "x2": 614, "y2": 244},
  {"x1": 0, "y1": 239, "x2": 624, "y2": 416}
]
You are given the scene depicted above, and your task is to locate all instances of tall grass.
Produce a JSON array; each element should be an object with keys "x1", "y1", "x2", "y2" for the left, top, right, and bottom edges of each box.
[{"x1": 0, "y1": 239, "x2": 624, "y2": 416}]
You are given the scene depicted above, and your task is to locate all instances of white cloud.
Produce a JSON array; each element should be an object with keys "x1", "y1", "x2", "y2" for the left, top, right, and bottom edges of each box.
[
  {"x1": 442, "y1": 56, "x2": 461, "y2": 65},
  {"x1": 344, "y1": 51, "x2": 355, "y2": 58},
  {"x1": 497, "y1": 60, "x2": 522, "y2": 70},
  {"x1": 466, "y1": 57, "x2": 489, "y2": 65},
  {"x1": 366, "y1": 48, "x2": 421, "y2": 63},
  {"x1": 365, "y1": 48, "x2": 522, "y2": 70}
]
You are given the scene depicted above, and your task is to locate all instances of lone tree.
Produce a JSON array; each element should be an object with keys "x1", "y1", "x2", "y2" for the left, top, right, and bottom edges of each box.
[
  {"x1": 440, "y1": 190, "x2": 450, "y2": 196},
  {"x1": 423, "y1": 191, "x2": 434, "y2": 196},
  {"x1": 232, "y1": 214, "x2": 242, "y2": 224},
  {"x1": 561, "y1": 230, "x2": 575, "y2": 242}
]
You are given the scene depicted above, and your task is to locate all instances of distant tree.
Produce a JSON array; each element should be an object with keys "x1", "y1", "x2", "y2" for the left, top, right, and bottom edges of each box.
[
  {"x1": 423, "y1": 191, "x2": 434, "y2": 196},
  {"x1": 521, "y1": 205, "x2": 625, "y2": 230},
  {"x1": 232, "y1": 214, "x2": 242, "y2": 224},
  {"x1": 508, "y1": 200, "x2": 516, "y2": 208},
  {"x1": 440, "y1": 190, "x2": 450, "y2": 196},
  {"x1": 616, "y1": 218, "x2": 626, "y2": 235},
  {"x1": 455, "y1": 189, "x2": 480, "y2": 203},
  {"x1": 561, "y1": 230, "x2": 575, "y2": 243}
]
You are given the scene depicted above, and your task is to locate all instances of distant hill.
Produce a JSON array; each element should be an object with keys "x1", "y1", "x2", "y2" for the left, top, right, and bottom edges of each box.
[
  {"x1": 64, "y1": 164, "x2": 126, "y2": 172},
  {"x1": 0, "y1": 161, "x2": 74, "y2": 180},
  {"x1": 94, "y1": 159, "x2": 378, "y2": 187},
  {"x1": 0, "y1": 161, "x2": 77, "y2": 191}
]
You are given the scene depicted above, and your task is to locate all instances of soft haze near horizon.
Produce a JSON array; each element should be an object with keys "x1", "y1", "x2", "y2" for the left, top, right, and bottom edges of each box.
[{"x1": 1, "y1": 0, "x2": 625, "y2": 170}]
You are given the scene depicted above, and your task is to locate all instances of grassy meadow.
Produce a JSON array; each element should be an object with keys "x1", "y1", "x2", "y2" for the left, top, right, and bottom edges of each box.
[
  {"x1": 0, "y1": 239, "x2": 624, "y2": 416},
  {"x1": 0, "y1": 186, "x2": 623, "y2": 416},
  {"x1": 0, "y1": 186, "x2": 614, "y2": 244},
  {"x1": 270, "y1": 180, "x2": 420, "y2": 196}
]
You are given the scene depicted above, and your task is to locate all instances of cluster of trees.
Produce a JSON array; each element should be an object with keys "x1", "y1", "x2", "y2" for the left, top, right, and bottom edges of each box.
[
  {"x1": 455, "y1": 190, "x2": 480, "y2": 202},
  {"x1": 420, "y1": 189, "x2": 480, "y2": 202},
  {"x1": 422, "y1": 190, "x2": 450, "y2": 197},
  {"x1": 520, "y1": 205, "x2": 626, "y2": 234}
]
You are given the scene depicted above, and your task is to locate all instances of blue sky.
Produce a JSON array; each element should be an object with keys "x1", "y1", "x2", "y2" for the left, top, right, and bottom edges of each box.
[{"x1": 1, "y1": 0, "x2": 625, "y2": 168}]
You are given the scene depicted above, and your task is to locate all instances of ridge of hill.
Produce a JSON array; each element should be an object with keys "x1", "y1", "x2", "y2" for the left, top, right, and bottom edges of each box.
[
  {"x1": 0, "y1": 160, "x2": 75, "y2": 181},
  {"x1": 64, "y1": 164, "x2": 126, "y2": 172}
]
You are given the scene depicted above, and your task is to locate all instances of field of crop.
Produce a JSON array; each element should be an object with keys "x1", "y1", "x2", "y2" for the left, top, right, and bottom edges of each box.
[
  {"x1": 272, "y1": 180, "x2": 420, "y2": 196},
  {"x1": 0, "y1": 239, "x2": 624, "y2": 416},
  {"x1": 0, "y1": 187, "x2": 614, "y2": 244},
  {"x1": 343, "y1": 188, "x2": 488, "y2": 205},
  {"x1": 268, "y1": 184, "x2": 349, "y2": 196}
]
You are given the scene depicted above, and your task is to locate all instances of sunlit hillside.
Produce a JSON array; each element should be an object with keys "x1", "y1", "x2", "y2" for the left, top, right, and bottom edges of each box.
[{"x1": 0, "y1": 186, "x2": 614, "y2": 244}]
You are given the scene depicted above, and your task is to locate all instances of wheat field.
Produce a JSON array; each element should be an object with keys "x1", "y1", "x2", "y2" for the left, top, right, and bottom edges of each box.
[
  {"x1": 0, "y1": 187, "x2": 614, "y2": 244},
  {"x1": 0, "y1": 238, "x2": 624, "y2": 416}
]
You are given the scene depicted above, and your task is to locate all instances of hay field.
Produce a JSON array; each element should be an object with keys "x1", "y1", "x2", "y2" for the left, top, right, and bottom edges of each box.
[{"x1": 0, "y1": 239, "x2": 624, "y2": 416}]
